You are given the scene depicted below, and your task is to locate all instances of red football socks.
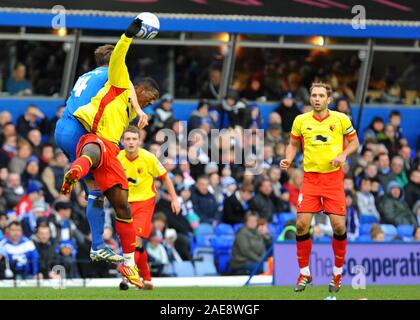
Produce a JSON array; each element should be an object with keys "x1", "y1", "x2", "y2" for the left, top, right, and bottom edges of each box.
[
  {"x1": 135, "y1": 247, "x2": 152, "y2": 281},
  {"x1": 71, "y1": 155, "x2": 92, "y2": 179},
  {"x1": 332, "y1": 233, "x2": 347, "y2": 268},
  {"x1": 296, "y1": 233, "x2": 312, "y2": 269},
  {"x1": 115, "y1": 220, "x2": 136, "y2": 254}
]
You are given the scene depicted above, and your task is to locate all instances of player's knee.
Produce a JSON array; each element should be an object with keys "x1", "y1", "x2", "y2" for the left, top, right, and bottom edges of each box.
[
  {"x1": 333, "y1": 225, "x2": 346, "y2": 236},
  {"x1": 114, "y1": 203, "x2": 131, "y2": 220},
  {"x1": 296, "y1": 220, "x2": 310, "y2": 234},
  {"x1": 81, "y1": 143, "x2": 101, "y2": 167}
]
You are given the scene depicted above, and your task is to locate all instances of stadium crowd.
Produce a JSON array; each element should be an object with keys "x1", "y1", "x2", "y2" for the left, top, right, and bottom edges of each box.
[{"x1": 0, "y1": 81, "x2": 419, "y2": 279}]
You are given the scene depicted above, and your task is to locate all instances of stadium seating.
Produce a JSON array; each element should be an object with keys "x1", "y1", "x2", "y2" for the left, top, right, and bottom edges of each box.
[
  {"x1": 359, "y1": 223, "x2": 372, "y2": 236},
  {"x1": 355, "y1": 235, "x2": 372, "y2": 242},
  {"x1": 272, "y1": 212, "x2": 296, "y2": 232},
  {"x1": 397, "y1": 225, "x2": 415, "y2": 239},
  {"x1": 233, "y1": 223, "x2": 244, "y2": 233},
  {"x1": 210, "y1": 235, "x2": 235, "y2": 274},
  {"x1": 359, "y1": 215, "x2": 379, "y2": 224},
  {"x1": 381, "y1": 224, "x2": 398, "y2": 240},
  {"x1": 214, "y1": 223, "x2": 235, "y2": 236},
  {"x1": 268, "y1": 223, "x2": 277, "y2": 237}
]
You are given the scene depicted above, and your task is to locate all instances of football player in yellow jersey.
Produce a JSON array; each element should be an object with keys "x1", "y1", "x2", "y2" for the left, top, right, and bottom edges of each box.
[
  {"x1": 280, "y1": 83, "x2": 360, "y2": 294},
  {"x1": 118, "y1": 126, "x2": 180, "y2": 290},
  {"x1": 60, "y1": 18, "x2": 159, "y2": 288}
]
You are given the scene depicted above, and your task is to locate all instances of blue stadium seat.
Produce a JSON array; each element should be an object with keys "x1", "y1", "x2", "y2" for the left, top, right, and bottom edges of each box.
[
  {"x1": 359, "y1": 215, "x2": 379, "y2": 224},
  {"x1": 272, "y1": 212, "x2": 296, "y2": 232},
  {"x1": 172, "y1": 261, "x2": 196, "y2": 277},
  {"x1": 356, "y1": 235, "x2": 372, "y2": 242},
  {"x1": 268, "y1": 223, "x2": 277, "y2": 237},
  {"x1": 215, "y1": 253, "x2": 232, "y2": 274},
  {"x1": 359, "y1": 223, "x2": 372, "y2": 236},
  {"x1": 197, "y1": 223, "x2": 214, "y2": 235},
  {"x1": 381, "y1": 224, "x2": 397, "y2": 240},
  {"x1": 233, "y1": 223, "x2": 244, "y2": 233},
  {"x1": 210, "y1": 235, "x2": 235, "y2": 275},
  {"x1": 215, "y1": 223, "x2": 234, "y2": 236},
  {"x1": 397, "y1": 225, "x2": 415, "y2": 238}
]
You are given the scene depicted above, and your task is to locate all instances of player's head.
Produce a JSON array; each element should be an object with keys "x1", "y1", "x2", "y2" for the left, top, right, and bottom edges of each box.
[
  {"x1": 134, "y1": 77, "x2": 160, "y2": 109},
  {"x1": 94, "y1": 44, "x2": 115, "y2": 67},
  {"x1": 309, "y1": 82, "x2": 332, "y2": 112},
  {"x1": 122, "y1": 125, "x2": 141, "y2": 153}
]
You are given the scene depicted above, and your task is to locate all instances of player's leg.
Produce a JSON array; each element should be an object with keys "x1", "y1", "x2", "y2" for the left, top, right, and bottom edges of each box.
[
  {"x1": 323, "y1": 170, "x2": 347, "y2": 293},
  {"x1": 85, "y1": 179, "x2": 123, "y2": 263},
  {"x1": 131, "y1": 200, "x2": 154, "y2": 289},
  {"x1": 61, "y1": 142, "x2": 101, "y2": 195},
  {"x1": 295, "y1": 212, "x2": 314, "y2": 292},
  {"x1": 104, "y1": 186, "x2": 143, "y2": 288},
  {"x1": 327, "y1": 213, "x2": 347, "y2": 293}
]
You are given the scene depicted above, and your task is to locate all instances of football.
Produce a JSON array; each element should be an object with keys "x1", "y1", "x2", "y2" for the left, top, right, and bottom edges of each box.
[{"x1": 135, "y1": 12, "x2": 160, "y2": 39}]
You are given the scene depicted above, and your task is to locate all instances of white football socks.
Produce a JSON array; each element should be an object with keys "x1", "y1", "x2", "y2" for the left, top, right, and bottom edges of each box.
[
  {"x1": 300, "y1": 266, "x2": 311, "y2": 276},
  {"x1": 123, "y1": 253, "x2": 135, "y2": 267},
  {"x1": 333, "y1": 266, "x2": 343, "y2": 275}
]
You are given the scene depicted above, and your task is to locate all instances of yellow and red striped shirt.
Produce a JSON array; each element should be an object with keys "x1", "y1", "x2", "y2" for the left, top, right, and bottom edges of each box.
[{"x1": 73, "y1": 34, "x2": 137, "y2": 144}]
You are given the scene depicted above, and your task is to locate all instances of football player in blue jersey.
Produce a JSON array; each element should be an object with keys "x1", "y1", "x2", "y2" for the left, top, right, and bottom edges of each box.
[{"x1": 55, "y1": 44, "x2": 148, "y2": 264}]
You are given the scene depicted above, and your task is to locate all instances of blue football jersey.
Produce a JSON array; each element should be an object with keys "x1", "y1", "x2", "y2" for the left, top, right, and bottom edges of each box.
[{"x1": 63, "y1": 67, "x2": 109, "y2": 118}]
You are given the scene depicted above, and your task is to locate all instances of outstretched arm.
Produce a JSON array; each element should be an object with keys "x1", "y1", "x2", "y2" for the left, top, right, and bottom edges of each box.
[
  {"x1": 108, "y1": 19, "x2": 142, "y2": 89},
  {"x1": 161, "y1": 174, "x2": 181, "y2": 215}
]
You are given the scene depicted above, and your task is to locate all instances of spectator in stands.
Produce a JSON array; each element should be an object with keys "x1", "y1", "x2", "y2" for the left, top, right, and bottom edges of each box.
[
  {"x1": 345, "y1": 191, "x2": 360, "y2": 241},
  {"x1": 20, "y1": 200, "x2": 47, "y2": 238},
  {"x1": 48, "y1": 200, "x2": 86, "y2": 250},
  {"x1": 265, "y1": 123, "x2": 283, "y2": 146},
  {"x1": 247, "y1": 103, "x2": 263, "y2": 129},
  {"x1": 6, "y1": 63, "x2": 32, "y2": 95},
  {"x1": 16, "y1": 105, "x2": 49, "y2": 137},
  {"x1": 15, "y1": 181, "x2": 42, "y2": 217},
  {"x1": 389, "y1": 110, "x2": 404, "y2": 141},
  {"x1": 48, "y1": 105, "x2": 65, "y2": 142},
  {"x1": 399, "y1": 145, "x2": 413, "y2": 172},
  {"x1": 405, "y1": 170, "x2": 420, "y2": 211},
  {"x1": 3, "y1": 172, "x2": 25, "y2": 211},
  {"x1": 250, "y1": 178, "x2": 279, "y2": 222},
  {"x1": 268, "y1": 165, "x2": 282, "y2": 197},
  {"x1": 413, "y1": 226, "x2": 420, "y2": 241},
  {"x1": 0, "y1": 221, "x2": 38, "y2": 279},
  {"x1": 1, "y1": 134, "x2": 17, "y2": 166},
  {"x1": 21, "y1": 156, "x2": 42, "y2": 189},
  {"x1": 222, "y1": 182, "x2": 254, "y2": 226},
  {"x1": 376, "y1": 153, "x2": 396, "y2": 191},
  {"x1": 377, "y1": 180, "x2": 417, "y2": 227},
  {"x1": 190, "y1": 176, "x2": 218, "y2": 224},
  {"x1": 333, "y1": 97, "x2": 352, "y2": 118},
  {"x1": 380, "y1": 124, "x2": 400, "y2": 157},
  {"x1": 208, "y1": 172, "x2": 224, "y2": 214},
  {"x1": 177, "y1": 186, "x2": 200, "y2": 235},
  {"x1": 41, "y1": 148, "x2": 68, "y2": 204},
  {"x1": 151, "y1": 93, "x2": 176, "y2": 132},
  {"x1": 370, "y1": 224, "x2": 385, "y2": 242},
  {"x1": 27, "y1": 129, "x2": 42, "y2": 158},
  {"x1": 391, "y1": 156, "x2": 408, "y2": 188},
  {"x1": 283, "y1": 169, "x2": 303, "y2": 210},
  {"x1": 221, "y1": 90, "x2": 249, "y2": 129},
  {"x1": 356, "y1": 177, "x2": 381, "y2": 221},
  {"x1": 364, "y1": 117, "x2": 386, "y2": 142},
  {"x1": 32, "y1": 224, "x2": 59, "y2": 279},
  {"x1": 188, "y1": 99, "x2": 214, "y2": 133},
  {"x1": 275, "y1": 91, "x2": 301, "y2": 135},
  {"x1": 241, "y1": 75, "x2": 267, "y2": 102},
  {"x1": 229, "y1": 211, "x2": 267, "y2": 275},
  {"x1": 199, "y1": 68, "x2": 221, "y2": 100},
  {"x1": 8, "y1": 139, "x2": 32, "y2": 175},
  {"x1": 257, "y1": 218, "x2": 273, "y2": 249},
  {"x1": 38, "y1": 143, "x2": 54, "y2": 174},
  {"x1": 0, "y1": 184, "x2": 7, "y2": 214}
]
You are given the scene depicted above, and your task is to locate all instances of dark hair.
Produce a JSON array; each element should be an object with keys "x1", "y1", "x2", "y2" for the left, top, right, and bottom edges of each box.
[
  {"x1": 240, "y1": 182, "x2": 254, "y2": 193},
  {"x1": 153, "y1": 211, "x2": 167, "y2": 223},
  {"x1": 139, "y1": 77, "x2": 160, "y2": 94},
  {"x1": 94, "y1": 44, "x2": 114, "y2": 67},
  {"x1": 8, "y1": 221, "x2": 21, "y2": 229},
  {"x1": 390, "y1": 110, "x2": 401, "y2": 118},
  {"x1": 244, "y1": 211, "x2": 259, "y2": 222}
]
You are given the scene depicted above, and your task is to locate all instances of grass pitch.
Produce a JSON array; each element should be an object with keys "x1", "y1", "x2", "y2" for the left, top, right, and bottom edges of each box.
[{"x1": 0, "y1": 285, "x2": 419, "y2": 300}]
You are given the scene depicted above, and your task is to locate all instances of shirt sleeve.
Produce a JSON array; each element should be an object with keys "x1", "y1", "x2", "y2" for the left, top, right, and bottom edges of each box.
[
  {"x1": 148, "y1": 153, "x2": 167, "y2": 178},
  {"x1": 108, "y1": 34, "x2": 132, "y2": 89},
  {"x1": 290, "y1": 115, "x2": 302, "y2": 140},
  {"x1": 341, "y1": 114, "x2": 357, "y2": 137}
]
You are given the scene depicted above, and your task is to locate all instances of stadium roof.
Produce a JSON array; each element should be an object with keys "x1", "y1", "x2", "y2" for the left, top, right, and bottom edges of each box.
[{"x1": 0, "y1": 0, "x2": 419, "y2": 38}]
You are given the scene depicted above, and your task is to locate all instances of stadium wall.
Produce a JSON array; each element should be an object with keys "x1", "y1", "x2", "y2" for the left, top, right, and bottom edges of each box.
[
  {"x1": 274, "y1": 242, "x2": 420, "y2": 286},
  {"x1": 0, "y1": 99, "x2": 418, "y2": 147}
]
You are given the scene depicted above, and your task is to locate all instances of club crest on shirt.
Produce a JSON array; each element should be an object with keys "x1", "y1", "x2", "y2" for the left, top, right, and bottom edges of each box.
[
  {"x1": 137, "y1": 168, "x2": 143, "y2": 174},
  {"x1": 329, "y1": 124, "x2": 336, "y2": 132}
]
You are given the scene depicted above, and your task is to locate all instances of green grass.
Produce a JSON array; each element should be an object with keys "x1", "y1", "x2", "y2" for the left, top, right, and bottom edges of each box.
[{"x1": 0, "y1": 285, "x2": 419, "y2": 300}]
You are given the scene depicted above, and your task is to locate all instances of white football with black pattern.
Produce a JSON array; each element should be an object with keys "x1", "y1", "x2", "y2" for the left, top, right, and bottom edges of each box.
[{"x1": 135, "y1": 12, "x2": 160, "y2": 39}]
